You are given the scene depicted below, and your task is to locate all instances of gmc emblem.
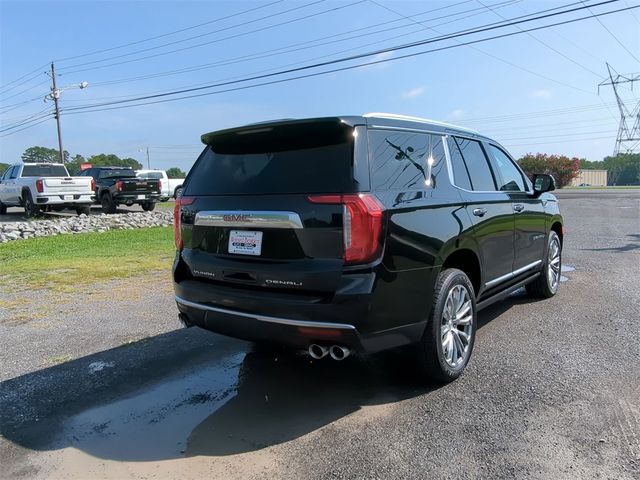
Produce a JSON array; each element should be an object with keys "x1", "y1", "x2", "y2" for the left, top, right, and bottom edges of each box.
[{"x1": 223, "y1": 214, "x2": 250, "y2": 222}]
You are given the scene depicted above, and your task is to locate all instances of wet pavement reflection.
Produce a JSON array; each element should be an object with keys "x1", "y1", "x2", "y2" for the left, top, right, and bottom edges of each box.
[{"x1": 46, "y1": 346, "x2": 428, "y2": 462}]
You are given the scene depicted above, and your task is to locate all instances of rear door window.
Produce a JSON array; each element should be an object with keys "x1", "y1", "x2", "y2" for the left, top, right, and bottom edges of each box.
[
  {"x1": 99, "y1": 169, "x2": 136, "y2": 179},
  {"x1": 186, "y1": 122, "x2": 355, "y2": 195},
  {"x1": 369, "y1": 130, "x2": 447, "y2": 190},
  {"x1": 448, "y1": 137, "x2": 496, "y2": 191}
]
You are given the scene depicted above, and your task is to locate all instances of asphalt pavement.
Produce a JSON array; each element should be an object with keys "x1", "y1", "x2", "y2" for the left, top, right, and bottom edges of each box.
[{"x1": 0, "y1": 189, "x2": 638, "y2": 479}]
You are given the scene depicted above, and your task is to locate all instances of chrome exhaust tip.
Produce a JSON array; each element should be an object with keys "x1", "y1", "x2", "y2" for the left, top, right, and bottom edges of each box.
[
  {"x1": 308, "y1": 344, "x2": 328, "y2": 360},
  {"x1": 329, "y1": 345, "x2": 351, "y2": 361}
]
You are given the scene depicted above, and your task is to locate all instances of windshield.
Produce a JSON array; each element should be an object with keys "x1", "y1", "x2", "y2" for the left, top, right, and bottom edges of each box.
[
  {"x1": 137, "y1": 172, "x2": 163, "y2": 179},
  {"x1": 99, "y1": 169, "x2": 136, "y2": 179},
  {"x1": 21, "y1": 164, "x2": 69, "y2": 177}
]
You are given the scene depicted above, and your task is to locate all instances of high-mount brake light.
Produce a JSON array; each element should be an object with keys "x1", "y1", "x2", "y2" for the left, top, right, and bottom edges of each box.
[
  {"x1": 174, "y1": 196, "x2": 195, "y2": 251},
  {"x1": 307, "y1": 193, "x2": 384, "y2": 264}
]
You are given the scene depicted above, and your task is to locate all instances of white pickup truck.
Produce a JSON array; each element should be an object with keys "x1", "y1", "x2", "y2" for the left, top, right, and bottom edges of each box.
[
  {"x1": 0, "y1": 163, "x2": 94, "y2": 217},
  {"x1": 135, "y1": 169, "x2": 184, "y2": 201}
]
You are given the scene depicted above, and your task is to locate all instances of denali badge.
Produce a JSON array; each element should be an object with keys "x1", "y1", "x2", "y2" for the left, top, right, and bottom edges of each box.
[
  {"x1": 265, "y1": 279, "x2": 303, "y2": 287},
  {"x1": 193, "y1": 269, "x2": 216, "y2": 279},
  {"x1": 223, "y1": 214, "x2": 250, "y2": 222}
]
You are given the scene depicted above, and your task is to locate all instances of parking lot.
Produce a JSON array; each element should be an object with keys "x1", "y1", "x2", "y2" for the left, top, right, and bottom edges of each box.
[{"x1": 0, "y1": 189, "x2": 638, "y2": 479}]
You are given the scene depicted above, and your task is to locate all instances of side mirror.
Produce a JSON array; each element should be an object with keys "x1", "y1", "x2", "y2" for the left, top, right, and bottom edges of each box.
[{"x1": 532, "y1": 173, "x2": 556, "y2": 195}]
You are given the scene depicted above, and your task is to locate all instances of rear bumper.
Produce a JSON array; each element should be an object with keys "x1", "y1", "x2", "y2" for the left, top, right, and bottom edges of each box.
[
  {"x1": 35, "y1": 193, "x2": 93, "y2": 205},
  {"x1": 115, "y1": 193, "x2": 161, "y2": 203}
]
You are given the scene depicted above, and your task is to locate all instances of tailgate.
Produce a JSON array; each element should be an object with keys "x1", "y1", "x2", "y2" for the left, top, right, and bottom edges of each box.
[
  {"x1": 178, "y1": 119, "x2": 365, "y2": 295},
  {"x1": 181, "y1": 195, "x2": 345, "y2": 293},
  {"x1": 42, "y1": 177, "x2": 92, "y2": 194},
  {"x1": 120, "y1": 179, "x2": 160, "y2": 194}
]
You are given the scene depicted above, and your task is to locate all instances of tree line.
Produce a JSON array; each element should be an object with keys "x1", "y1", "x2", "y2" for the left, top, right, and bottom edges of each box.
[
  {"x1": 0, "y1": 146, "x2": 185, "y2": 178},
  {"x1": 2, "y1": 145, "x2": 639, "y2": 186}
]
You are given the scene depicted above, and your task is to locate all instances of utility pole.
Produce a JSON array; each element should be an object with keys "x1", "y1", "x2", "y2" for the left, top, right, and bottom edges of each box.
[
  {"x1": 146, "y1": 146, "x2": 151, "y2": 169},
  {"x1": 50, "y1": 62, "x2": 65, "y2": 164},
  {"x1": 599, "y1": 63, "x2": 640, "y2": 155}
]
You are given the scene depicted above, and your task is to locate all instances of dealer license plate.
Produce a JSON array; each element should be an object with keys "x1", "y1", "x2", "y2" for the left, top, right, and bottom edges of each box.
[
  {"x1": 228, "y1": 230, "x2": 263, "y2": 256},
  {"x1": 63, "y1": 195, "x2": 73, "y2": 200},
  {"x1": 137, "y1": 194, "x2": 146, "y2": 200}
]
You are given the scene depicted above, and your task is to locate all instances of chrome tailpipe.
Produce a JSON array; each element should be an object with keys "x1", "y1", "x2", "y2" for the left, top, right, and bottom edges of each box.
[
  {"x1": 308, "y1": 344, "x2": 329, "y2": 360},
  {"x1": 329, "y1": 345, "x2": 351, "y2": 361}
]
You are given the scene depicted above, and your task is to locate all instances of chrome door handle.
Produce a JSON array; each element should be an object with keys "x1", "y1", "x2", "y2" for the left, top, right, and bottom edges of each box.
[
  {"x1": 472, "y1": 208, "x2": 487, "y2": 217},
  {"x1": 513, "y1": 204, "x2": 525, "y2": 212}
]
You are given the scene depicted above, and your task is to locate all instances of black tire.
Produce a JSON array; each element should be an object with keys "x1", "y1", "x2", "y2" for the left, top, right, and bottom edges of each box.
[
  {"x1": 141, "y1": 201, "x2": 156, "y2": 212},
  {"x1": 526, "y1": 230, "x2": 562, "y2": 298},
  {"x1": 51, "y1": 206, "x2": 65, "y2": 212},
  {"x1": 100, "y1": 194, "x2": 116, "y2": 214},
  {"x1": 0, "y1": 201, "x2": 6, "y2": 215},
  {"x1": 76, "y1": 206, "x2": 91, "y2": 215},
  {"x1": 417, "y1": 268, "x2": 477, "y2": 383},
  {"x1": 23, "y1": 191, "x2": 40, "y2": 218}
]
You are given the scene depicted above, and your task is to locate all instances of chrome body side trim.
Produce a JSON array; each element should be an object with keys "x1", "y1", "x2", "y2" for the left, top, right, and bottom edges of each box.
[
  {"x1": 175, "y1": 296, "x2": 357, "y2": 330},
  {"x1": 485, "y1": 260, "x2": 543, "y2": 288},
  {"x1": 194, "y1": 210, "x2": 304, "y2": 229}
]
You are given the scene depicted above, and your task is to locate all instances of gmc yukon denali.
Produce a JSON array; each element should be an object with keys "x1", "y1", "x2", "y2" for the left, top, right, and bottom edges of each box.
[{"x1": 173, "y1": 114, "x2": 563, "y2": 382}]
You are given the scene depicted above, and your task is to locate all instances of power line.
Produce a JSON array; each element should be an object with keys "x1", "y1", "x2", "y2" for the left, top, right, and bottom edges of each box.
[
  {"x1": 474, "y1": 0, "x2": 604, "y2": 78},
  {"x1": 497, "y1": 128, "x2": 617, "y2": 140},
  {"x1": 60, "y1": 1, "x2": 636, "y2": 115},
  {"x1": 0, "y1": 63, "x2": 49, "y2": 92},
  {"x1": 85, "y1": 0, "x2": 491, "y2": 89},
  {"x1": 581, "y1": 0, "x2": 640, "y2": 63},
  {"x1": 503, "y1": 134, "x2": 614, "y2": 147},
  {"x1": 0, "y1": 116, "x2": 52, "y2": 138},
  {"x1": 54, "y1": 0, "x2": 286, "y2": 62},
  {"x1": 57, "y1": 0, "x2": 367, "y2": 74}
]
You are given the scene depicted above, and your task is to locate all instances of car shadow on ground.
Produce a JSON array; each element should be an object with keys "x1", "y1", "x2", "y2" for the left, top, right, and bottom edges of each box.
[
  {"x1": 583, "y1": 234, "x2": 640, "y2": 253},
  {"x1": 1, "y1": 294, "x2": 531, "y2": 464}
]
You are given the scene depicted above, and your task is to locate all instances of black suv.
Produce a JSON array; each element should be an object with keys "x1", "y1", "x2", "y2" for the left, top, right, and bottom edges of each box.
[{"x1": 173, "y1": 114, "x2": 563, "y2": 382}]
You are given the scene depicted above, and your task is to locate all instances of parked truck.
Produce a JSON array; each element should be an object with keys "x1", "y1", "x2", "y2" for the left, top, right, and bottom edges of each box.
[
  {"x1": 0, "y1": 163, "x2": 94, "y2": 217},
  {"x1": 79, "y1": 166, "x2": 161, "y2": 213},
  {"x1": 135, "y1": 169, "x2": 184, "y2": 201}
]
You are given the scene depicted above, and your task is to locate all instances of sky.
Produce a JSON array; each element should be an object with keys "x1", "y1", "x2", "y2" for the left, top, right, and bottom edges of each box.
[{"x1": 1, "y1": 0, "x2": 639, "y2": 173}]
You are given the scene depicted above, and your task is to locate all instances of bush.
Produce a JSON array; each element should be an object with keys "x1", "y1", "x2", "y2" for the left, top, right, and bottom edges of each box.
[{"x1": 518, "y1": 153, "x2": 580, "y2": 188}]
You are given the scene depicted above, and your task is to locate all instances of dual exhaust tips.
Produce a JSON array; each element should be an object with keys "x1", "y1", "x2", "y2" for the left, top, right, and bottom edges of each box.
[{"x1": 308, "y1": 344, "x2": 351, "y2": 361}]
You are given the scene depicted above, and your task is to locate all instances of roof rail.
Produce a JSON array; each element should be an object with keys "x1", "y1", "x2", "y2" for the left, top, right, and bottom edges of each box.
[{"x1": 362, "y1": 112, "x2": 479, "y2": 134}]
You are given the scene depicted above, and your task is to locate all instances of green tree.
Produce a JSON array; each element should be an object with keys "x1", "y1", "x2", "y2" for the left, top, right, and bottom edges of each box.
[
  {"x1": 65, "y1": 154, "x2": 87, "y2": 175},
  {"x1": 21, "y1": 146, "x2": 69, "y2": 163},
  {"x1": 86, "y1": 154, "x2": 143, "y2": 170},
  {"x1": 518, "y1": 153, "x2": 581, "y2": 188},
  {"x1": 602, "y1": 153, "x2": 640, "y2": 185},
  {"x1": 0, "y1": 163, "x2": 9, "y2": 175},
  {"x1": 579, "y1": 158, "x2": 602, "y2": 170},
  {"x1": 166, "y1": 167, "x2": 186, "y2": 178}
]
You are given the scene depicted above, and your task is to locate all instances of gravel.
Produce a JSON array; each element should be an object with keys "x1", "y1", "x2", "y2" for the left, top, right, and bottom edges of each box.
[{"x1": 0, "y1": 211, "x2": 173, "y2": 242}]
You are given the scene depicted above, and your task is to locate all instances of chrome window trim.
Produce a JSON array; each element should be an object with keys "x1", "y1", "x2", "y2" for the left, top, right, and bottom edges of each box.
[
  {"x1": 485, "y1": 260, "x2": 542, "y2": 288},
  {"x1": 194, "y1": 210, "x2": 304, "y2": 229},
  {"x1": 175, "y1": 296, "x2": 357, "y2": 330}
]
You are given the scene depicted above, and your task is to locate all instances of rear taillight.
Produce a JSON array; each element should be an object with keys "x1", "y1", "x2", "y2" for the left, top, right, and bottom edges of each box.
[
  {"x1": 174, "y1": 196, "x2": 194, "y2": 251},
  {"x1": 35, "y1": 179, "x2": 44, "y2": 193},
  {"x1": 308, "y1": 193, "x2": 385, "y2": 264},
  {"x1": 91, "y1": 178, "x2": 96, "y2": 191},
  {"x1": 115, "y1": 180, "x2": 124, "y2": 192},
  {"x1": 158, "y1": 179, "x2": 162, "y2": 191}
]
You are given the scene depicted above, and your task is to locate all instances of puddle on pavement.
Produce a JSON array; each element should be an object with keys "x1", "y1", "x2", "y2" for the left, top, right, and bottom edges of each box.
[
  {"x1": 48, "y1": 348, "x2": 424, "y2": 463},
  {"x1": 51, "y1": 352, "x2": 245, "y2": 461},
  {"x1": 560, "y1": 264, "x2": 575, "y2": 283}
]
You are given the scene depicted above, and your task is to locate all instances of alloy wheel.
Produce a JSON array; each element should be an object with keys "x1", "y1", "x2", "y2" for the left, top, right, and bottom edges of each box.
[
  {"x1": 441, "y1": 284, "x2": 473, "y2": 368},
  {"x1": 547, "y1": 236, "x2": 561, "y2": 292}
]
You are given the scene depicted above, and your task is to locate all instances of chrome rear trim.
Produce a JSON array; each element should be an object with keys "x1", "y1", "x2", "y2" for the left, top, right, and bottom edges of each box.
[
  {"x1": 175, "y1": 296, "x2": 356, "y2": 330},
  {"x1": 194, "y1": 210, "x2": 304, "y2": 229}
]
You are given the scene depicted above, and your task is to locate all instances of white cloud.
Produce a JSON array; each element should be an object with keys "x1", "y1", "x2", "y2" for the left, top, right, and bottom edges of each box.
[
  {"x1": 533, "y1": 89, "x2": 552, "y2": 99},
  {"x1": 400, "y1": 86, "x2": 426, "y2": 100},
  {"x1": 449, "y1": 109, "x2": 465, "y2": 119}
]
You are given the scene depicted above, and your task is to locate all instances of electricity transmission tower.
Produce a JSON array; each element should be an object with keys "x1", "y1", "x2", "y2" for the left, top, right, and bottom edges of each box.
[{"x1": 599, "y1": 63, "x2": 640, "y2": 155}]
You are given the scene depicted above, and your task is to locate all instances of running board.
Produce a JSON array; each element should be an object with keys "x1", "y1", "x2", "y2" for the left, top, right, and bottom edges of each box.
[{"x1": 476, "y1": 272, "x2": 540, "y2": 311}]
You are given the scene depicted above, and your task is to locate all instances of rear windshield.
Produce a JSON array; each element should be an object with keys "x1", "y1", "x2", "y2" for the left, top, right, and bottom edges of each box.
[
  {"x1": 186, "y1": 122, "x2": 355, "y2": 195},
  {"x1": 99, "y1": 169, "x2": 136, "y2": 179},
  {"x1": 22, "y1": 164, "x2": 69, "y2": 177},
  {"x1": 137, "y1": 172, "x2": 163, "y2": 179}
]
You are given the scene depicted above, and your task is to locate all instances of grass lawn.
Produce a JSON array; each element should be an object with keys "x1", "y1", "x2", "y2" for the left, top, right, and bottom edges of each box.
[
  {"x1": 0, "y1": 227, "x2": 174, "y2": 291},
  {"x1": 155, "y1": 201, "x2": 176, "y2": 210}
]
